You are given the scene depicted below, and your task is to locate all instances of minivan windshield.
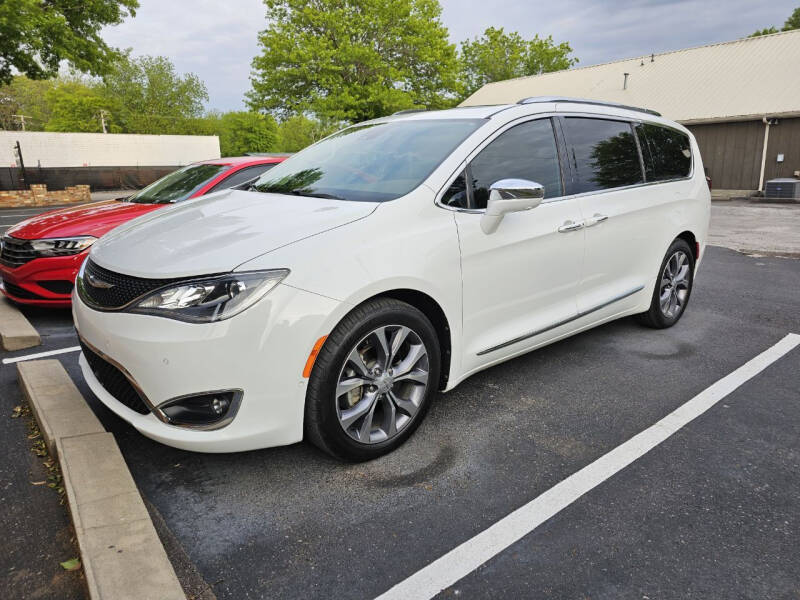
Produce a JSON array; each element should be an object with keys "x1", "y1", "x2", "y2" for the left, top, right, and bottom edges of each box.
[
  {"x1": 127, "y1": 164, "x2": 229, "y2": 204},
  {"x1": 251, "y1": 119, "x2": 483, "y2": 202}
]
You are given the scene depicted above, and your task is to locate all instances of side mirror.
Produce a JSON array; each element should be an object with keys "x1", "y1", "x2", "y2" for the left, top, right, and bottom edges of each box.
[{"x1": 480, "y1": 179, "x2": 544, "y2": 234}]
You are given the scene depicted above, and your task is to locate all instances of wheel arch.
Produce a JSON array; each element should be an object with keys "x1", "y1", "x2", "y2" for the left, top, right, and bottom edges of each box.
[
  {"x1": 342, "y1": 288, "x2": 452, "y2": 390},
  {"x1": 676, "y1": 230, "x2": 699, "y2": 261}
]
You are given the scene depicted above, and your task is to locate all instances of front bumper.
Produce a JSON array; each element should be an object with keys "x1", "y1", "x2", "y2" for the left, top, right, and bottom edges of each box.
[
  {"x1": 73, "y1": 282, "x2": 343, "y2": 452},
  {"x1": 0, "y1": 253, "x2": 87, "y2": 306}
]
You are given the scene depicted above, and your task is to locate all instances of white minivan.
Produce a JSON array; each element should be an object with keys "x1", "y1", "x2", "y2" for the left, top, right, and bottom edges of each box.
[{"x1": 73, "y1": 97, "x2": 711, "y2": 461}]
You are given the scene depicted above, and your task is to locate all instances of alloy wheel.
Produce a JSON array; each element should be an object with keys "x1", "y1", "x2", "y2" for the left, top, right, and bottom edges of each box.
[
  {"x1": 659, "y1": 250, "x2": 691, "y2": 319},
  {"x1": 335, "y1": 325, "x2": 430, "y2": 444}
]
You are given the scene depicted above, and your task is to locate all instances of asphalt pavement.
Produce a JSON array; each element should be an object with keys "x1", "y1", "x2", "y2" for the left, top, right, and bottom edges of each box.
[{"x1": 1, "y1": 244, "x2": 797, "y2": 600}]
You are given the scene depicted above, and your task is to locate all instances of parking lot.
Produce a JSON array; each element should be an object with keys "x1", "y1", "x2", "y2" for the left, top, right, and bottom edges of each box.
[{"x1": 2, "y1": 205, "x2": 799, "y2": 599}]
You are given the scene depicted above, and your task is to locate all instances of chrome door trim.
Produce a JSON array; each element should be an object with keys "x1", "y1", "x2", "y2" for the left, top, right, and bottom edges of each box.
[{"x1": 476, "y1": 285, "x2": 645, "y2": 356}]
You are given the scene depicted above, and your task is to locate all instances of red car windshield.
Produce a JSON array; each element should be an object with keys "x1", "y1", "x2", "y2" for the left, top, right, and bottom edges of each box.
[{"x1": 127, "y1": 164, "x2": 229, "y2": 204}]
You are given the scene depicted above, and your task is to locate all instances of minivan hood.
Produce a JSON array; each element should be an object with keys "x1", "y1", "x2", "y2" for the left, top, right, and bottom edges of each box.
[
  {"x1": 90, "y1": 190, "x2": 379, "y2": 277},
  {"x1": 5, "y1": 200, "x2": 162, "y2": 240}
]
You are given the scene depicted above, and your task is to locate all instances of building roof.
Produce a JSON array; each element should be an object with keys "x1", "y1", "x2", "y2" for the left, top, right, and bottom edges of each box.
[{"x1": 460, "y1": 29, "x2": 800, "y2": 125}]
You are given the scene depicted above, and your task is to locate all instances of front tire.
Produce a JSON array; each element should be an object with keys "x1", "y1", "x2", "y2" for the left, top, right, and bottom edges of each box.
[
  {"x1": 304, "y1": 298, "x2": 440, "y2": 462},
  {"x1": 637, "y1": 238, "x2": 695, "y2": 329}
]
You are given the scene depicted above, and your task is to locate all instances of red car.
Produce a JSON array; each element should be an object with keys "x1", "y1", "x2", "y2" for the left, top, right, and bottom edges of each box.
[{"x1": 0, "y1": 156, "x2": 284, "y2": 307}]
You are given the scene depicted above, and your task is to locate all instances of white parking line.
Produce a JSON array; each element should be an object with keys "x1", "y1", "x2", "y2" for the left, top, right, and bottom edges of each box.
[
  {"x1": 375, "y1": 333, "x2": 800, "y2": 600},
  {"x1": 2, "y1": 346, "x2": 81, "y2": 364}
]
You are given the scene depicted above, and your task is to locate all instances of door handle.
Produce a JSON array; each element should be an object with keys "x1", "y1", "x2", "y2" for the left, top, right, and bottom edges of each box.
[
  {"x1": 584, "y1": 213, "x2": 609, "y2": 228},
  {"x1": 558, "y1": 220, "x2": 584, "y2": 233}
]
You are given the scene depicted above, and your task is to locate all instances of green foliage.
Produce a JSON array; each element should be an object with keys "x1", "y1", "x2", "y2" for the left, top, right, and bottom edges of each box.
[
  {"x1": 44, "y1": 82, "x2": 120, "y2": 133},
  {"x1": 100, "y1": 51, "x2": 209, "y2": 134},
  {"x1": 0, "y1": 76, "x2": 55, "y2": 130},
  {"x1": 749, "y1": 6, "x2": 800, "y2": 36},
  {"x1": 0, "y1": 0, "x2": 138, "y2": 86},
  {"x1": 199, "y1": 111, "x2": 279, "y2": 156},
  {"x1": 275, "y1": 116, "x2": 338, "y2": 152},
  {"x1": 749, "y1": 26, "x2": 780, "y2": 37},
  {"x1": 459, "y1": 27, "x2": 577, "y2": 98},
  {"x1": 783, "y1": 7, "x2": 800, "y2": 30},
  {"x1": 248, "y1": 0, "x2": 462, "y2": 122}
]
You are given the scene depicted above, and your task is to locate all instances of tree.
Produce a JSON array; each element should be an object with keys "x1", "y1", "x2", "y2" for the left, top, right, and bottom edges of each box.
[
  {"x1": 0, "y1": 76, "x2": 55, "y2": 130},
  {"x1": 749, "y1": 6, "x2": 800, "y2": 36},
  {"x1": 44, "y1": 82, "x2": 120, "y2": 133},
  {"x1": 248, "y1": 0, "x2": 462, "y2": 122},
  {"x1": 0, "y1": 0, "x2": 138, "y2": 86},
  {"x1": 749, "y1": 27, "x2": 779, "y2": 37},
  {"x1": 275, "y1": 115, "x2": 338, "y2": 152},
  {"x1": 459, "y1": 27, "x2": 577, "y2": 98},
  {"x1": 783, "y1": 7, "x2": 800, "y2": 30},
  {"x1": 100, "y1": 51, "x2": 208, "y2": 134},
  {"x1": 201, "y1": 111, "x2": 279, "y2": 156}
]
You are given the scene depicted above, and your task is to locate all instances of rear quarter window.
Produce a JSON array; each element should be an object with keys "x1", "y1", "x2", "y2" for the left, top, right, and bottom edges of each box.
[{"x1": 635, "y1": 123, "x2": 692, "y2": 181}]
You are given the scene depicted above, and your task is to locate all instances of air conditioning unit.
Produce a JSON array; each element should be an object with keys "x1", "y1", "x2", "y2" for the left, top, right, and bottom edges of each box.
[{"x1": 764, "y1": 178, "x2": 800, "y2": 200}]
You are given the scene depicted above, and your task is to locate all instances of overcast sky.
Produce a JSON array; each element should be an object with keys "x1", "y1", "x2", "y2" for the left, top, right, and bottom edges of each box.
[{"x1": 101, "y1": 0, "x2": 798, "y2": 111}]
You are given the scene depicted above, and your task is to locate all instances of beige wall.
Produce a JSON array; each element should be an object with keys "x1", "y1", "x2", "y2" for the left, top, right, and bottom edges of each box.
[{"x1": 1, "y1": 131, "x2": 220, "y2": 169}]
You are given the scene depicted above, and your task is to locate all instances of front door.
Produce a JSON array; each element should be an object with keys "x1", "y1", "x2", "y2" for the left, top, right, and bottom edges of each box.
[{"x1": 450, "y1": 117, "x2": 585, "y2": 373}]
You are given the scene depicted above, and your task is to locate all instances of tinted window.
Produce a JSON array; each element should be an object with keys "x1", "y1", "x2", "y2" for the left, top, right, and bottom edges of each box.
[
  {"x1": 127, "y1": 164, "x2": 229, "y2": 204},
  {"x1": 441, "y1": 170, "x2": 468, "y2": 208},
  {"x1": 252, "y1": 119, "x2": 483, "y2": 203},
  {"x1": 210, "y1": 163, "x2": 277, "y2": 192},
  {"x1": 636, "y1": 123, "x2": 692, "y2": 181},
  {"x1": 468, "y1": 119, "x2": 562, "y2": 209},
  {"x1": 563, "y1": 118, "x2": 643, "y2": 194}
]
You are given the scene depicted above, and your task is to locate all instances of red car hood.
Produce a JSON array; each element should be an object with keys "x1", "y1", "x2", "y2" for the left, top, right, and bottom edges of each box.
[{"x1": 5, "y1": 200, "x2": 163, "y2": 240}]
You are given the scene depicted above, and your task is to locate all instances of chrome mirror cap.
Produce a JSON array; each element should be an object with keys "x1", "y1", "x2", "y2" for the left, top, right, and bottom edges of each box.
[{"x1": 481, "y1": 179, "x2": 544, "y2": 234}]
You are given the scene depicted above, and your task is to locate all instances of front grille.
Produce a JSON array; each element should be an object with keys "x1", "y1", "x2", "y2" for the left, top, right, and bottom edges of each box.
[
  {"x1": 0, "y1": 236, "x2": 36, "y2": 268},
  {"x1": 80, "y1": 340, "x2": 151, "y2": 415},
  {"x1": 80, "y1": 259, "x2": 189, "y2": 309},
  {"x1": 2, "y1": 279, "x2": 42, "y2": 300},
  {"x1": 38, "y1": 279, "x2": 74, "y2": 295}
]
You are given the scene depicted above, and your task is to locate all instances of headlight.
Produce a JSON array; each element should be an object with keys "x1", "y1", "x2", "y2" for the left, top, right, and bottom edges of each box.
[
  {"x1": 31, "y1": 236, "x2": 97, "y2": 257},
  {"x1": 129, "y1": 269, "x2": 289, "y2": 323}
]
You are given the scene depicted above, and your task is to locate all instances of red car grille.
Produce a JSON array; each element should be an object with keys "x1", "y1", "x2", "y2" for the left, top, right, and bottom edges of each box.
[{"x1": 0, "y1": 236, "x2": 36, "y2": 268}]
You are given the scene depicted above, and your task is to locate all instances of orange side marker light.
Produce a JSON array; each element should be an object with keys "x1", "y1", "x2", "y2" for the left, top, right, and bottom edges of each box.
[{"x1": 303, "y1": 336, "x2": 328, "y2": 378}]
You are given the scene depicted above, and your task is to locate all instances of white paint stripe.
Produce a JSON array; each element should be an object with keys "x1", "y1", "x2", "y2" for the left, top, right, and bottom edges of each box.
[
  {"x1": 2, "y1": 346, "x2": 81, "y2": 364},
  {"x1": 375, "y1": 333, "x2": 800, "y2": 600}
]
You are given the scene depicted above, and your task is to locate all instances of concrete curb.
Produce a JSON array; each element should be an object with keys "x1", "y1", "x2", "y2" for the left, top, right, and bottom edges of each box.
[
  {"x1": 0, "y1": 297, "x2": 41, "y2": 351},
  {"x1": 18, "y1": 359, "x2": 186, "y2": 600}
]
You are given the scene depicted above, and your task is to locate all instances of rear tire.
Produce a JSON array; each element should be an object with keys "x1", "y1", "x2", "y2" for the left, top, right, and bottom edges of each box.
[
  {"x1": 637, "y1": 238, "x2": 695, "y2": 329},
  {"x1": 304, "y1": 298, "x2": 440, "y2": 462}
]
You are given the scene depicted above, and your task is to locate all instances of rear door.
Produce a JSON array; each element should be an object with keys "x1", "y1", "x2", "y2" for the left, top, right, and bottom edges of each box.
[
  {"x1": 448, "y1": 117, "x2": 585, "y2": 371},
  {"x1": 560, "y1": 116, "x2": 654, "y2": 316}
]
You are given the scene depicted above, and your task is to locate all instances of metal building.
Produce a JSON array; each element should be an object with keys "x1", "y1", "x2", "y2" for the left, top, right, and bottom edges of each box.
[{"x1": 461, "y1": 29, "x2": 800, "y2": 197}]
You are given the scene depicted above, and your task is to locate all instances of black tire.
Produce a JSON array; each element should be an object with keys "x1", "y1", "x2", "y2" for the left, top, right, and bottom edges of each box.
[
  {"x1": 637, "y1": 238, "x2": 695, "y2": 329},
  {"x1": 304, "y1": 297, "x2": 441, "y2": 462}
]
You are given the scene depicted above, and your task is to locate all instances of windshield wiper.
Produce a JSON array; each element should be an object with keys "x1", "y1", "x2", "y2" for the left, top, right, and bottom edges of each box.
[{"x1": 287, "y1": 190, "x2": 345, "y2": 200}]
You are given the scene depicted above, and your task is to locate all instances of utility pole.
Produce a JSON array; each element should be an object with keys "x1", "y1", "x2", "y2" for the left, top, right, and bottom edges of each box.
[
  {"x1": 99, "y1": 109, "x2": 109, "y2": 133},
  {"x1": 12, "y1": 114, "x2": 31, "y2": 131},
  {"x1": 12, "y1": 141, "x2": 27, "y2": 189}
]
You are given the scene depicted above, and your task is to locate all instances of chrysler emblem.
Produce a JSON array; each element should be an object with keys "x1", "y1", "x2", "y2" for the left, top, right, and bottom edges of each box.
[{"x1": 85, "y1": 271, "x2": 115, "y2": 289}]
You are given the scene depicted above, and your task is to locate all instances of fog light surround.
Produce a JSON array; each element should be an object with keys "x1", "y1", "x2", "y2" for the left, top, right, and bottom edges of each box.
[{"x1": 155, "y1": 389, "x2": 243, "y2": 430}]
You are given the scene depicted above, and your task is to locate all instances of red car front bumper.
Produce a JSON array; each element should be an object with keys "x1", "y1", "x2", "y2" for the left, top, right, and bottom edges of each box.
[{"x1": 0, "y1": 252, "x2": 88, "y2": 307}]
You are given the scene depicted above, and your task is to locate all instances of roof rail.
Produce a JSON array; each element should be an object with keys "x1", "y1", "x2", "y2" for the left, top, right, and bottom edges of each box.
[
  {"x1": 517, "y1": 96, "x2": 661, "y2": 117},
  {"x1": 392, "y1": 108, "x2": 428, "y2": 115}
]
